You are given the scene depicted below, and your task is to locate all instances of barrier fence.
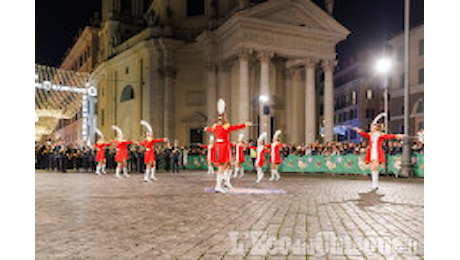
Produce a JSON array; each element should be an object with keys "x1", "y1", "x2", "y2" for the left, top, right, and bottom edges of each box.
[{"x1": 184, "y1": 154, "x2": 424, "y2": 177}]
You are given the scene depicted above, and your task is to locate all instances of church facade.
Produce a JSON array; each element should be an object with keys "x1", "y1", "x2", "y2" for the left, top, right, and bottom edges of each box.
[{"x1": 91, "y1": 0, "x2": 350, "y2": 144}]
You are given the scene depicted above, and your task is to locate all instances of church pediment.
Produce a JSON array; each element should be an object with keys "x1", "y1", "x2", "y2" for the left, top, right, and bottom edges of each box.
[{"x1": 238, "y1": 0, "x2": 350, "y2": 38}]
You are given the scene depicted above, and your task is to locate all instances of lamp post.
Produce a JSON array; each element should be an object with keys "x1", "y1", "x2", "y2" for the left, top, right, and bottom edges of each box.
[{"x1": 375, "y1": 58, "x2": 391, "y2": 133}]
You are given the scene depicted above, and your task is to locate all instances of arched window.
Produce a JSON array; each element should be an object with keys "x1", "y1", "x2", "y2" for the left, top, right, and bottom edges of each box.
[
  {"x1": 120, "y1": 85, "x2": 134, "y2": 102},
  {"x1": 417, "y1": 100, "x2": 424, "y2": 113}
]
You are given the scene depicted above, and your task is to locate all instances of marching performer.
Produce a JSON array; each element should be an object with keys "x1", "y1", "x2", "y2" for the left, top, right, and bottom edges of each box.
[
  {"x1": 94, "y1": 129, "x2": 111, "y2": 175},
  {"x1": 139, "y1": 120, "x2": 168, "y2": 182},
  {"x1": 204, "y1": 99, "x2": 251, "y2": 193},
  {"x1": 232, "y1": 133, "x2": 247, "y2": 178},
  {"x1": 200, "y1": 135, "x2": 216, "y2": 176},
  {"x1": 352, "y1": 113, "x2": 404, "y2": 190},
  {"x1": 250, "y1": 132, "x2": 269, "y2": 183},
  {"x1": 268, "y1": 130, "x2": 283, "y2": 181},
  {"x1": 111, "y1": 125, "x2": 133, "y2": 178}
]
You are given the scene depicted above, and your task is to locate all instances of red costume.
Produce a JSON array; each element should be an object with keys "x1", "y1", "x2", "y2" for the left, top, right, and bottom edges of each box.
[
  {"x1": 112, "y1": 140, "x2": 133, "y2": 162},
  {"x1": 200, "y1": 144, "x2": 216, "y2": 163},
  {"x1": 95, "y1": 142, "x2": 111, "y2": 162},
  {"x1": 250, "y1": 146, "x2": 269, "y2": 167},
  {"x1": 268, "y1": 142, "x2": 283, "y2": 164},
  {"x1": 140, "y1": 138, "x2": 164, "y2": 164},
  {"x1": 204, "y1": 123, "x2": 246, "y2": 163},
  {"x1": 357, "y1": 130, "x2": 398, "y2": 164},
  {"x1": 234, "y1": 143, "x2": 246, "y2": 163}
]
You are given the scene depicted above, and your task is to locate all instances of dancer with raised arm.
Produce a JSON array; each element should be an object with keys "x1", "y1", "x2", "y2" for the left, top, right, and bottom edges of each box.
[
  {"x1": 204, "y1": 99, "x2": 251, "y2": 193},
  {"x1": 233, "y1": 133, "x2": 247, "y2": 178},
  {"x1": 111, "y1": 125, "x2": 133, "y2": 178},
  {"x1": 139, "y1": 120, "x2": 168, "y2": 182},
  {"x1": 352, "y1": 113, "x2": 404, "y2": 190},
  {"x1": 268, "y1": 130, "x2": 284, "y2": 181},
  {"x1": 250, "y1": 132, "x2": 269, "y2": 183},
  {"x1": 94, "y1": 129, "x2": 111, "y2": 175}
]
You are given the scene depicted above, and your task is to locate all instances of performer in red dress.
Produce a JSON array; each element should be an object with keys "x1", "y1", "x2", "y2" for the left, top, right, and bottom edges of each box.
[
  {"x1": 232, "y1": 133, "x2": 247, "y2": 178},
  {"x1": 111, "y1": 125, "x2": 133, "y2": 178},
  {"x1": 204, "y1": 99, "x2": 251, "y2": 193},
  {"x1": 249, "y1": 132, "x2": 269, "y2": 183},
  {"x1": 94, "y1": 129, "x2": 111, "y2": 175},
  {"x1": 200, "y1": 135, "x2": 216, "y2": 176},
  {"x1": 139, "y1": 120, "x2": 168, "y2": 182},
  {"x1": 352, "y1": 113, "x2": 404, "y2": 190},
  {"x1": 268, "y1": 130, "x2": 284, "y2": 181}
]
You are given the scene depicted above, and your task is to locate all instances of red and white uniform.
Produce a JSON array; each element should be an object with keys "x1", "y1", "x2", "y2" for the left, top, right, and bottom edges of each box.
[
  {"x1": 200, "y1": 144, "x2": 216, "y2": 163},
  {"x1": 250, "y1": 145, "x2": 268, "y2": 168},
  {"x1": 357, "y1": 130, "x2": 398, "y2": 164},
  {"x1": 204, "y1": 123, "x2": 246, "y2": 163},
  {"x1": 234, "y1": 143, "x2": 246, "y2": 163},
  {"x1": 95, "y1": 142, "x2": 111, "y2": 162},
  {"x1": 140, "y1": 138, "x2": 164, "y2": 164},
  {"x1": 268, "y1": 142, "x2": 283, "y2": 164},
  {"x1": 112, "y1": 140, "x2": 133, "y2": 162}
]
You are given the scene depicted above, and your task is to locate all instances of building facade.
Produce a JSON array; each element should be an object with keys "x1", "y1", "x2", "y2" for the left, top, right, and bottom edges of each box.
[
  {"x1": 84, "y1": 0, "x2": 350, "y2": 145},
  {"x1": 55, "y1": 26, "x2": 100, "y2": 145},
  {"x1": 387, "y1": 24, "x2": 424, "y2": 135}
]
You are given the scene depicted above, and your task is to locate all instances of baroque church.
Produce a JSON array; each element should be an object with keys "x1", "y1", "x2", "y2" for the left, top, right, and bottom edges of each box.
[{"x1": 92, "y1": 0, "x2": 350, "y2": 144}]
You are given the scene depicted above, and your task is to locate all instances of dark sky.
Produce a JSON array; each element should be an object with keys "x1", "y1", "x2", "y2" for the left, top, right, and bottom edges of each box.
[{"x1": 35, "y1": 0, "x2": 424, "y2": 67}]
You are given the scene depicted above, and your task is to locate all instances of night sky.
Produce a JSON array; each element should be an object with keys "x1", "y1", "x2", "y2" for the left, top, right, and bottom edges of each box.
[{"x1": 35, "y1": 0, "x2": 424, "y2": 67}]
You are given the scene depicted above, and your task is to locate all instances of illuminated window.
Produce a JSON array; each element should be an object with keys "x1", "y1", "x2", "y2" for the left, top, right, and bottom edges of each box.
[
  {"x1": 351, "y1": 91, "x2": 357, "y2": 105},
  {"x1": 366, "y1": 89, "x2": 373, "y2": 100}
]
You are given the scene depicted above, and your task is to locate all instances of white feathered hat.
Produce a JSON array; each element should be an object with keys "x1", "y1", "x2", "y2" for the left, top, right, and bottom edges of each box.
[
  {"x1": 95, "y1": 128, "x2": 104, "y2": 139},
  {"x1": 140, "y1": 120, "x2": 153, "y2": 136},
  {"x1": 238, "y1": 133, "x2": 244, "y2": 141},
  {"x1": 258, "y1": 132, "x2": 267, "y2": 143},
  {"x1": 111, "y1": 125, "x2": 123, "y2": 138},
  {"x1": 273, "y1": 130, "x2": 282, "y2": 141},
  {"x1": 217, "y1": 98, "x2": 225, "y2": 117},
  {"x1": 372, "y1": 112, "x2": 386, "y2": 126}
]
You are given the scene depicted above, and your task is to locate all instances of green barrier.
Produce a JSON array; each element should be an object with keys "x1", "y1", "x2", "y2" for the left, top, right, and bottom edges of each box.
[{"x1": 185, "y1": 154, "x2": 424, "y2": 177}]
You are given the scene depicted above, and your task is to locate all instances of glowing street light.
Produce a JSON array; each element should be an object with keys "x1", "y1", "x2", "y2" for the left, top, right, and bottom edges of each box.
[
  {"x1": 375, "y1": 58, "x2": 391, "y2": 75},
  {"x1": 375, "y1": 57, "x2": 392, "y2": 133},
  {"x1": 259, "y1": 94, "x2": 269, "y2": 103}
]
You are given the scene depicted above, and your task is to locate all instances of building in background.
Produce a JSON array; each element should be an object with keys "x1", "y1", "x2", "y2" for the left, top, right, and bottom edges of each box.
[
  {"x1": 387, "y1": 24, "x2": 424, "y2": 135},
  {"x1": 55, "y1": 24, "x2": 100, "y2": 146}
]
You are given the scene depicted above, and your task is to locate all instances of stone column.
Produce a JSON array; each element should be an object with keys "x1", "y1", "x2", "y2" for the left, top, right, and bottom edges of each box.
[
  {"x1": 161, "y1": 66, "x2": 177, "y2": 139},
  {"x1": 287, "y1": 68, "x2": 302, "y2": 144},
  {"x1": 322, "y1": 60, "x2": 337, "y2": 143},
  {"x1": 206, "y1": 62, "x2": 217, "y2": 126},
  {"x1": 304, "y1": 58, "x2": 317, "y2": 144},
  {"x1": 238, "y1": 49, "x2": 251, "y2": 138},
  {"x1": 218, "y1": 61, "x2": 231, "y2": 118},
  {"x1": 258, "y1": 51, "x2": 274, "y2": 143}
]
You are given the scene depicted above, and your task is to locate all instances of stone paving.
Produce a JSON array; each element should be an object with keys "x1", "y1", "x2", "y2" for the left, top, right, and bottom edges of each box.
[{"x1": 36, "y1": 170, "x2": 424, "y2": 259}]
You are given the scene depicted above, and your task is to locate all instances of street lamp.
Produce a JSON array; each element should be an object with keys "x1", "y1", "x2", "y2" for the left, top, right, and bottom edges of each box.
[{"x1": 375, "y1": 57, "x2": 391, "y2": 133}]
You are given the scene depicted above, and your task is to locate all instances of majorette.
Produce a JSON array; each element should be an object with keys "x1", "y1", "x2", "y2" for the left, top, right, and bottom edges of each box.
[
  {"x1": 250, "y1": 132, "x2": 269, "y2": 183},
  {"x1": 94, "y1": 128, "x2": 111, "y2": 175},
  {"x1": 200, "y1": 135, "x2": 216, "y2": 176},
  {"x1": 111, "y1": 125, "x2": 133, "y2": 178},
  {"x1": 139, "y1": 120, "x2": 168, "y2": 182},
  {"x1": 268, "y1": 130, "x2": 283, "y2": 181},
  {"x1": 232, "y1": 133, "x2": 247, "y2": 178},
  {"x1": 204, "y1": 99, "x2": 251, "y2": 193}
]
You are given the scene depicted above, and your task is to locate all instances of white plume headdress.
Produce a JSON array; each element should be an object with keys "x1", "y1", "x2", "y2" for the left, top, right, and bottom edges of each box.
[
  {"x1": 273, "y1": 130, "x2": 282, "y2": 140},
  {"x1": 372, "y1": 112, "x2": 386, "y2": 126},
  {"x1": 140, "y1": 120, "x2": 153, "y2": 135},
  {"x1": 238, "y1": 133, "x2": 244, "y2": 141},
  {"x1": 217, "y1": 98, "x2": 226, "y2": 115},
  {"x1": 111, "y1": 125, "x2": 123, "y2": 138},
  {"x1": 95, "y1": 128, "x2": 104, "y2": 139},
  {"x1": 258, "y1": 132, "x2": 267, "y2": 143}
]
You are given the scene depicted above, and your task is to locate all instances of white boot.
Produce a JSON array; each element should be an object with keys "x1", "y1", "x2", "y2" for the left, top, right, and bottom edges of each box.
[
  {"x1": 233, "y1": 167, "x2": 239, "y2": 178},
  {"x1": 224, "y1": 170, "x2": 233, "y2": 189},
  {"x1": 123, "y1": 167, "x2": 130, "y2": 178},
  {"x1": 144, "y1": 167, "x2": 150, "y2": 182},
  {"x1": 275, "y1": 169, "x2": 281, "y2": 181},
  {"x1": 215, "y1": 174, "x2": 226, "y2": 193},
  {"x1": 269, "y1": 169, "x2": 275, "y2": 181},
  {"x1": 150, "y1": 167, "x2": 157, "y2": 181},
  {"x1": 371, "y1": 170, "x2": 379, "y2": 190},
  {"x1": 208, "y1": 165, "x2": 214, "y2": 175},
  {"x1": 239, "y1": 167, "x2": 244, "y2": 178},
  {"x1": 95, "y1": 165, "x2": 102, "y2": 175},
  {"x1": 256, "y1": 168, "x2": 264, "y2": 183},
  {"x1": 115, "y1": 167, "x2": 121, "y2": 178},
  {"x1": 101, "y1": 164, "x2": 107, "y2": 174}
]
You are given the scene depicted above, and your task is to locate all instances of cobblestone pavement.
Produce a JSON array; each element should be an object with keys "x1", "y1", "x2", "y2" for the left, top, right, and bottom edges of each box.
[{"x1": 36, "y1": 170, "x2": 423, "y2": 259}]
